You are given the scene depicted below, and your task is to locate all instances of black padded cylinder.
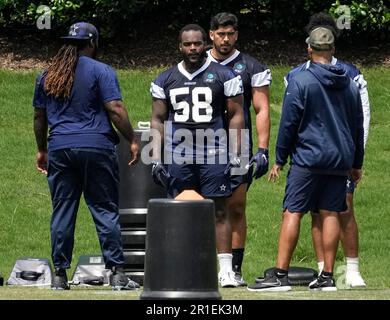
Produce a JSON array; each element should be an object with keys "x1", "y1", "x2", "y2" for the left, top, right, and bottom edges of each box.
[
  {"x1": 117, "y1": 130, "x2": 166, "y2": 209},
  {"x1": 140, "y1": 199, "x2": 221, "y2": 300}
]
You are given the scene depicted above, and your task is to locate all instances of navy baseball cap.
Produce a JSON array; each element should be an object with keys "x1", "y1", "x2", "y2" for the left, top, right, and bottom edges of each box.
[{"x1": 61, "y1": 22, "x2": 99, "y2": 40}]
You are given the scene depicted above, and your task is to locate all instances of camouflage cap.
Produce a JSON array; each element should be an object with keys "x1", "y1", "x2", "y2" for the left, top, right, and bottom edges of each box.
[{"x1": 306, "y1": 27, "x2": 334, "y2": 51}]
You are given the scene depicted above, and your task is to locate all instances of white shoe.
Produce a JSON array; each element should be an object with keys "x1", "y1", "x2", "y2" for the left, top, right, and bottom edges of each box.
[
  {"x1": 219, "y1": 271, "x2": 239, "y2": 288},
  {"x1": 345, "y1": 271, "x2": 366, "y2": 288},
  {"x1": 234, "y1": 272, "x2": 247, "y2": 287}
]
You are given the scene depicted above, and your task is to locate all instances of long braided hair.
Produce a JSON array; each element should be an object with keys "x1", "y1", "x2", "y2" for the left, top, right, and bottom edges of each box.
[{"x1": 44, "y1": 42, "x2": 85, "y2": 100}]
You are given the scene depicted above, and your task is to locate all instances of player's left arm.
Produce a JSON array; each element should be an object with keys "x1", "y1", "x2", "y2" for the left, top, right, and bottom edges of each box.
[
  {"x1": 252, "y1": 86, "x2": 270, "y2": 149},
  {"x1": 249, "y1": 63, "x2": 272, "y2": 178},
  {"x1": 151, "y1": 98, "x2": 168, "y2": 162}
]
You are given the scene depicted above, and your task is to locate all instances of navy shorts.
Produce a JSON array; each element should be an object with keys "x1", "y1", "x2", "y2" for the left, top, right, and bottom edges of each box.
[
  {"x1": 283, "y1": 166, "x2": 348, "y2": 214},
  {"x1": 230, "y1": 164, "x2": 253, "y2": 191},
  {"x1": 167, "y1": 161, "x2": 231, "y2": 198}
]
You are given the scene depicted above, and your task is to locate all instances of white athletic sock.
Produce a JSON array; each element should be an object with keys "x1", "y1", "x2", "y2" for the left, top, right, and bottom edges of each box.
[
  {"x1": 346, "y1": 257, "x2": 360, "y2": 273},
  {"x1": 317, "y1": 261, "x2": 324, "y2": 273},
  {"x1": 218, "y1": 253, "x2": 233, "y2": 274}
]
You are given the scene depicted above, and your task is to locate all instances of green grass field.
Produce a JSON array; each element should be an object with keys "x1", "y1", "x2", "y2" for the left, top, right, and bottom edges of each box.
[{"x1": 0, "y1": 65, "x2": 389, "y2": 300}]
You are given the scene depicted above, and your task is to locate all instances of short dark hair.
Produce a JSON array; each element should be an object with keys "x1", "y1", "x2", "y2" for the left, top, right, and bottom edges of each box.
[
  {"x1": 305, "y1": 12, "x2": 340, "y2": 39},
  {"x1": 210, "y1": 12, "x2": 238, "y2": 31},
  {"x1": 179, "y1": 24, "x2": 207, "y2": 43}
]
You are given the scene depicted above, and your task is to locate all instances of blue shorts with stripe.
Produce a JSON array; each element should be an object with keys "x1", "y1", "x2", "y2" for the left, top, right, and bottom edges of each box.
[{"x1": 230, "y1": 164, "x2": 254, "y2": 191}]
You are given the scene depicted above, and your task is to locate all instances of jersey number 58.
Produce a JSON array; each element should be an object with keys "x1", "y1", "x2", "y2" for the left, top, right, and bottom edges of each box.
[{"x1": 170, "y1": 87, "x2": 212, "y2": 123}]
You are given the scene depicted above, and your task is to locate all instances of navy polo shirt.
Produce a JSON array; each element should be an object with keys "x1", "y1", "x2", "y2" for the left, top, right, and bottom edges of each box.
[{"x1": 33, "y1": 55, "x2": 121, "y2": 151}]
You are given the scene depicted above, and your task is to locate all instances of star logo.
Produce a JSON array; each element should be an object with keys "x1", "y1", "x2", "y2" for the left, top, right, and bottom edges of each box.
[
  {"x1": 69, "y1": 25, "x2": 79, "y2": 36},
  {"x1": 220, "y1": 184, "x2": 226, "y2": 192}
]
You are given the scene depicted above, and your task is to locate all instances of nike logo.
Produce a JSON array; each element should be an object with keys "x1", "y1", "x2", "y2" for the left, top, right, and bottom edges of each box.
[{"x1": 262, "y1": 279, "x2": 281, "y2": 286}]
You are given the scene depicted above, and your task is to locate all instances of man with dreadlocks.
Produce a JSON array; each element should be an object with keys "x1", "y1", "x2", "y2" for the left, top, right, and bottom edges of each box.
[
  {"x1": 283, "y1": 12, "x2": 370, "y2": 288},
  {"x1": 33, "y1": 22, "x2": 140, "y2": 290}
]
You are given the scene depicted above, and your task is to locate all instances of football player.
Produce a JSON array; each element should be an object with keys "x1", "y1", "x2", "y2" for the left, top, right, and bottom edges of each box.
[
  {"x1": 208, "y1": 12, "x2": 272, "y2": 286},
  {"x1": 150, "y1": 24, "x2": 245, "y2": 287}
]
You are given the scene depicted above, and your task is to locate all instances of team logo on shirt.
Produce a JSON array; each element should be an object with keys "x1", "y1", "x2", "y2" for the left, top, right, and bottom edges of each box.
[
  {"x1": 203, "y1": 72, "x2": 215, "y2": 84},
  {"x1": 233, "y1": 62, "x2": 246, "y2": 74}
]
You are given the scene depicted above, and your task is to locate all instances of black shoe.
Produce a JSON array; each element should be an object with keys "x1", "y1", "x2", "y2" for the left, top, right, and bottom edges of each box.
[
  {"x1": 110, "y1": 266, "x2": 140, "y2": 291},
  {"x1": 247, "y1": 271, "x2": 291, "y2": 292},
  {"x1": 309, "y1": 273, "x2": 337, "y2": 291},
  {"x1": 51, "y1": 268, "x2": 70, "y2": 290},
  {"x1": 255, "y1": 275, "x2": 265, "y2": 283}
]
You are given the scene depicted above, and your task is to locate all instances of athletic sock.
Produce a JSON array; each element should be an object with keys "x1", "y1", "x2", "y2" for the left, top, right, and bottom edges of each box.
[
  {"x1": 274, "y1": 268, "x2": 288, "y2": 278},
  {"x1": 232, "y1": 248, "x2": 244, "y2": 273},
  {"x1": 218, "y1": 253, "x2": 233, "y2": 274},
  {"x1": 317, "y1": 261, "x2": 324, "y2": 273},
  {"x1": 346, "y1": 257, "x2": 360, "y2": 273}
]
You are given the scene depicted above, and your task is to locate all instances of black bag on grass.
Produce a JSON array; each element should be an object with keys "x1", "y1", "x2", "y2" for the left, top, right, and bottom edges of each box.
[
  {"x1": 6, "y1": 258, "x2": 52, "y2": 287},
  {"x1": 262, "y1": 267, "x2": 318, "y2": 286}
]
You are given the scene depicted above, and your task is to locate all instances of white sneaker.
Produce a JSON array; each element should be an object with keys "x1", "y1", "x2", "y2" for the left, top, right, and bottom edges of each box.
[
  {"x1": 345, "y1": 271, "x2": 366, "y2": 288},
  {"x1": 218, "y1": 271, "x2": 239, "y2": 288},
  {"x1": 234, "y1": 272, "x2": 247, "y2": 287}
]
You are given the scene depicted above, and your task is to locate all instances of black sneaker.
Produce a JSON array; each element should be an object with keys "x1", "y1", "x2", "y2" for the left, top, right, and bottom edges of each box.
[
  {"x1": 247, "y1": 271, "x2": 291, "y2": 292},
  {"x1": 110, "y1": 266, "x2": 140, "y2": 291},
  {"x1": 51, "y1": 268, "x2": 70, "y2": 290},
  {"x1": 309, "y1": 273, "x2": 337, "y2": 291}
]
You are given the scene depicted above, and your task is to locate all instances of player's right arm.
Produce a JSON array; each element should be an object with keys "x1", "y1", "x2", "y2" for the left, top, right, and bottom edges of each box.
[{"x1": 151, "y1": 98, "x2": 168, "y2": 162}]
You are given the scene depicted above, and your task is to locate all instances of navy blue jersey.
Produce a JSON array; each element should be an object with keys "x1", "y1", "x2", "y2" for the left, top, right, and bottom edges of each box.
[
  {"x1": 151, "y1": 59, "x2": 243, "y2": 159},
  {"x1": 33, "y1": 56, "x2": 121, "y2": 151},
  {"x1": 207, "y1": 50, "x2": 271, "y2": 152}
]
